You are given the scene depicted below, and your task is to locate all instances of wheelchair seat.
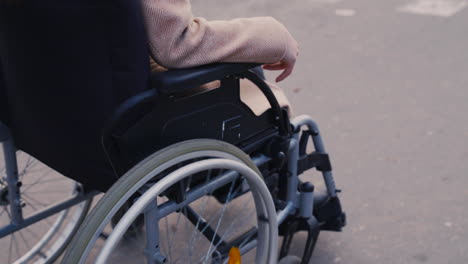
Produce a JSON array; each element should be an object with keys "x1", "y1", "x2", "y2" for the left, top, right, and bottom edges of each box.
[
  {"x1": 0, "y1": 0, "x2": 289, "y2": 191},
  {"x1": 0, "y1": 0, "x2": 150, "y2": 191},
  {"x1": 1, "y1": 2, "x2": 346, "y2": 263}
]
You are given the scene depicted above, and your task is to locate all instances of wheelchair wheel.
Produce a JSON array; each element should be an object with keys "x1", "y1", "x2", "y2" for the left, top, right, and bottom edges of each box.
[
  {"x1": 62, "y1": 139, "x2": 278, "y2": 264},
  {"x1": 0, "y1": 150, "x2": 92, "y2": 264}
]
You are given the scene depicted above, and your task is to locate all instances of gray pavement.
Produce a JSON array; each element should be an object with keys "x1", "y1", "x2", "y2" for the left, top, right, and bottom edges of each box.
[
  {"x1": 3, "y1": 1, "x2": 468, "y2": 263},
  {"x1": 194, "y1": 0, "x2": 468, "y2": 263}
]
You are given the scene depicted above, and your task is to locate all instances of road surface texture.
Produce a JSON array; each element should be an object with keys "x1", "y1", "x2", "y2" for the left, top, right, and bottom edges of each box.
[
  {"x1": 2, "y1": 1, "x2": 468, "y2": 263},
  {"x1": 192, "y1": 0, "x2": 468, "y2": 263}
]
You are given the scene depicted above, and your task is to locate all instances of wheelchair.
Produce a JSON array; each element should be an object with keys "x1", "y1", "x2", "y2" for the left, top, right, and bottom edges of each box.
[{"x1": 0, "y1": 1, "x2": 345, "y2": 263}]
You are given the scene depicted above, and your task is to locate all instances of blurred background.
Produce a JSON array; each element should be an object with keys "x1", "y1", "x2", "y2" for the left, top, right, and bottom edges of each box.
[
  {"x1": 1, "y1": 0, "x2": 467, "y2": 263},
  {"x1": 192, "y1": 0, "x2": 468, "y2": 263}
]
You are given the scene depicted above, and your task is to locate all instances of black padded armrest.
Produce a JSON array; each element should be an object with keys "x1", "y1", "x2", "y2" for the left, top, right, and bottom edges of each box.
[{"x1": 151, "y1": 63, "x2": 259, "y2": 94}]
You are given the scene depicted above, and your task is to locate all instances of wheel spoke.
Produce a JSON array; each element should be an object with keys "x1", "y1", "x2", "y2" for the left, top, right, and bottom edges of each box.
[
  {"x1": 211, "y1": 195, "x2": 256, "y2": 253},
  {"x1": 0, "y1": 207, "x2": 7, "y2": 218},
  {"x1": 23, "y1": 193, "x2": 48, "y2": 207},
  {"x1": 18, "y1": 155, "x2": 37, "y2": 179},
  {"x1": 17, "y1": 230, "x2": 32, "y2": 252},
  {"x1": 22, "y1": 177, "x2": 68, "y2": 187},
  {"x1": 27, "y1": 189, "x2": 69, "y2": 194},
  {"x1": 183, "y1": 206, "x2": 190, "y2": 263},
  {"x1": 12, "y1": 233, "x2": 21, "y2": 262},
  {"x1": 208, "y1": 186, "x2": 255, "y2": 261},
  {"x1": 143, "y1": 168, "x2": 253, "y2": 263},
  {"x1": 20, "y1": 165, "x2": 58, "y2": 192},
  {"x1": 190, "y1": 170, "x2": 232, "y2": 247},
  {"x1": 190, "y1": 186, "x2": 244, "y2": 253},
  {"x1": 202, "y1": 178, "x2": 237, "y2": 263},
  {"x1": 61, "y1": 141, "x2": 273, "y2": 264},
  {"x1": 166, "y1": 204, "x2": 184, "y2": 262},
  {"x1": 5, "y1": 205, "x2": 11, "y2": 218},
  {"x1": 8, "y1": 232, "x2": 14, "y2": 263},
  {"x1": 0, "y1": 151, "x2": 90, "y2": 264},
  {"x1": 22, "y1": 196, "x2": 57, "y2": 226},
  {"x1": 164, "y1": 211, "x2": 172, "y2": 261},
  {"x1": 187, "y1": 170, "x2": 214, "y2": 254}
]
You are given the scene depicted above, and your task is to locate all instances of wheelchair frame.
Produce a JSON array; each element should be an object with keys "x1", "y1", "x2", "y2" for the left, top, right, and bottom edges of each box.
[
  {"x1": 0, "y1": 122, "x2": 95, "y2": 238},
  {"x1": 1, "y1": 64, "x2": 345, "y2": 264}
]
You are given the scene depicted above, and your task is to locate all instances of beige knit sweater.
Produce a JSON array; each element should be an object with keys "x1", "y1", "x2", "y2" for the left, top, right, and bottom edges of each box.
[{"x1": 140, "y1": 0, "x2": 293, "y2": 68}]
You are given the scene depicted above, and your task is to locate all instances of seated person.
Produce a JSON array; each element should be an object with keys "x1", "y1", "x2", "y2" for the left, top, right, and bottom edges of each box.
[{"x1": 141, "y1": 0, "x2": 299, "y2": 115}]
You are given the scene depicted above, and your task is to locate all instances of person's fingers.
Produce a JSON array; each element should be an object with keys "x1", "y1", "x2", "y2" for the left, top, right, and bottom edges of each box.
[
  {"x1": 276, "y1": 62, "x2": 295, "y2": 82},
  {"x1": 275, "y1": 68, "x2": 291, "y2": 82}
]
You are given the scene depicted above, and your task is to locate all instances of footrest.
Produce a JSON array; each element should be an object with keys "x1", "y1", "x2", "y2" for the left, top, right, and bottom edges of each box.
[{"x1": 314, "y1": 196, "x2": 346, "y2": 232}]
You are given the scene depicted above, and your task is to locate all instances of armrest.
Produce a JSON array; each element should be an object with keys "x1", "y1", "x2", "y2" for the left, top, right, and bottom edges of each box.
[{"x1": 151, "y1": 63, "x2": 259, "y2": 94}]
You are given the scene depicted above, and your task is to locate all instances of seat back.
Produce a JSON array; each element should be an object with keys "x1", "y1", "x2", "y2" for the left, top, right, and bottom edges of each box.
[
  {"x1": 0, "y1": 0, "x2": 150, "y2": 191},
  {"x1": 0, "y1": 63, "x2": 9, "y2": 126}
]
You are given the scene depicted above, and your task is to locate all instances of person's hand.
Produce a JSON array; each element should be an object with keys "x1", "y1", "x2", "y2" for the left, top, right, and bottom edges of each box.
[{"x1": 263, "y1": 33, "x2": 299, "y2": 82}]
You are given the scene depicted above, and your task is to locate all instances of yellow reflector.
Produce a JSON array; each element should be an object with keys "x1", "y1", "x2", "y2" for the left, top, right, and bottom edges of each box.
[{"x1": 228, "y1": 247, "x2": 241, "y2": 264}]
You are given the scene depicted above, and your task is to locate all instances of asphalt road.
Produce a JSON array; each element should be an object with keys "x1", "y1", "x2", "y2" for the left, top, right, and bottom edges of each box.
[
  {"x1": 193, "y1": 0, "x2": 468, "y2": 263},
  {"x1": 2, "y1": 1, "x2": 467, "y2": 263}
]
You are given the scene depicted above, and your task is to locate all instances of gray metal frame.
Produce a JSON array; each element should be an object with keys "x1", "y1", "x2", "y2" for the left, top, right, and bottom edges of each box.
[
  {"x1": 108, "y1": 114, "x2": 336, "y2": 263},
  {"x1": 91, "y1": 114, "x2": 336, "y2": 263},
  {"x1": 0, "y1": 122, "x2": 97, "y2": 239},
  {"x1": 277, "y1": 114, "x2": 338, "y2": 223},
  {"x1": 2, "y1": 113, "x2": 337, "y2": 263}
]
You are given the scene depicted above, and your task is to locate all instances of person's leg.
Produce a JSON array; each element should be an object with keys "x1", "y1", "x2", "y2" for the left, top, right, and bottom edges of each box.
[
  {"x1": 250, "y1": 66, "x2": 266, "y2": 80},
  {"x1": 240, "y1": 79, "x2": 292, "y2": 116}
]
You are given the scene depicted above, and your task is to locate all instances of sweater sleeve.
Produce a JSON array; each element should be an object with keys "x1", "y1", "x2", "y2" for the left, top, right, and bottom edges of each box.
[{"x1": 140, "y1": 0, "x2": 290, "y2": 69}]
